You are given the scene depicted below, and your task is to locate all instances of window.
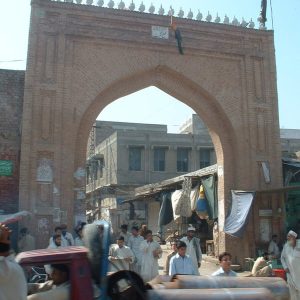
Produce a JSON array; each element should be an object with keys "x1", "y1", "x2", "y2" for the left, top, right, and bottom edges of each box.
[
  {"x1": 154, "y1": 148, "x2": 166, "y2": 171},
  {"x1": 129, "y1": 147, "x2": 142, "y2": 171},
  {"x1": 200, "y1": 148, "x2": 212, "y2": 168},
  {"x1": 177, "y1": 148, "x2": 189, "y2": 172}
]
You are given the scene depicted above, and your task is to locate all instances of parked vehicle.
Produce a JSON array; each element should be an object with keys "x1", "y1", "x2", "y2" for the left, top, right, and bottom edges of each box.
[
  {"x1": 28, "y1": 266, "x2": 47, "y2": 283},
  {"x1": 16, "y1": 220, "x2": 146, "y2": 300}
]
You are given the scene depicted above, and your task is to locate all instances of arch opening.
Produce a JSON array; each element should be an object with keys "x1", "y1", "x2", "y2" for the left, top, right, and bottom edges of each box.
[
  {"x1": 75, "y1": 66, "x2": 237, "y2": 237},
  {"x1": 76, "y1": 67, "x2": 236, "y2": 174}
]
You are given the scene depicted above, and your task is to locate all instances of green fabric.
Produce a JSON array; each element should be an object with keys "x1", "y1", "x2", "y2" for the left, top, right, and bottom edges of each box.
[
  {"x1": 0, "y1": 160, "x2": 13, "y2": 176},
  {"x1": 202, "y1": 175, "x2": 218, "y2": 220}
]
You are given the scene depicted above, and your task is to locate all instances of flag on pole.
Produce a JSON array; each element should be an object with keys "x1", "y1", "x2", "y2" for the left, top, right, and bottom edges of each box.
[{"x1": 170, "y1": 16, "x2": 184, "y2": 55}]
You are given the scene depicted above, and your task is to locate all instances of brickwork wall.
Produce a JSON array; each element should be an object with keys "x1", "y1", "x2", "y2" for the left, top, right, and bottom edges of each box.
[
  {"x1": 20, "y1": 0, "x2": 282, "y2": 260},
  {"x1": 0, "y1": 69, "x2": 24, "y2": 213},
  {"x1": 0, "y1": 69, "x2": 25, "y2": 249}
]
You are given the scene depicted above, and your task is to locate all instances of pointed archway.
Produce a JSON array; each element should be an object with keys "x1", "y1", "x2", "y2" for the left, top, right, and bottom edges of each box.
[{"x1": 20, "y1": 0, "x2": 282, "y2": 263}]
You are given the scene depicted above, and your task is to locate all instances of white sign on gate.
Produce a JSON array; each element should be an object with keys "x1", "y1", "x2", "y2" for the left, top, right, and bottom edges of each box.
[{"x1": 151, "y1": 26, "x2": 169, "y2": 39}]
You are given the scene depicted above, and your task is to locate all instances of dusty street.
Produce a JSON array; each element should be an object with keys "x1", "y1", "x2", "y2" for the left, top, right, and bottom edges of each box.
[
  {"x1": 158, "y1": 244, "x2": 219, "y2": 276},
  {"x1": 158, "y1": 244, "x2": 251, "y2": 276}
]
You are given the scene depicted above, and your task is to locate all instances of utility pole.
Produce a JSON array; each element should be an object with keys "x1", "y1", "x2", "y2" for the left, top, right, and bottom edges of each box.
[{"x1": 87, "y1": 123, "x2": 99, "y2": 221}]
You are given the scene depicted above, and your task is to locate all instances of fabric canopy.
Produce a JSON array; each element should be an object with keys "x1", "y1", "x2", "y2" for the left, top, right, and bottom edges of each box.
[
  {"x1": 202, "y1": 175, "x2": 218, "y2": 220},
  {"x1": 224, "y1": 191, "x2": 255, "y2": 238},
  {"x1": 158, "y1": 192, "x2": 174, "y2": 227}
]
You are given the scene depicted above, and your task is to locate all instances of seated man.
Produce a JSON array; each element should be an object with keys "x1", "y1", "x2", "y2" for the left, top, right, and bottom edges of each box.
[
  {"x1": 212, "y1": 251, "x2": 237, "y2": 277},
  {"x1": 251, "y1": 252, "x2": 272, "y2": 277},
  {"x1": 27, "y1": 264, "x2": 70, "y2": 300},
  {"x1": 169, "y1": 241, "x2": 198, "y2": 276}
]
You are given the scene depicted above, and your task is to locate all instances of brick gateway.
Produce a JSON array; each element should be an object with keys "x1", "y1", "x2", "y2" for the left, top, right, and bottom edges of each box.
[{"x1": 20, "y1": 0, "x2": 282, "y2": 262}]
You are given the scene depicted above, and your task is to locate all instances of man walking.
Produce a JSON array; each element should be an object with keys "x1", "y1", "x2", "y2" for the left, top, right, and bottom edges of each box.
[
  {"x1": 109, "y1": 236, "x2": 134, "y2": 272},
  {"x1": 119, "y1": 224, "x2": 131, "y2": 245},
  {"x1": 180, "y1": 225, "x2": 202, "y2": 275},
  {"x1": 169, "y1": 241, "x2": 197, "y2": 276},
  {"x1": 128, "y1": 226, "x2": 144, "y2": 273},
  {"x1": 140, "y1": 230, "x2": 162, "y2": 282},
  {"x1": 281, "y1": 230, "x2": 300, "y2": 300}
]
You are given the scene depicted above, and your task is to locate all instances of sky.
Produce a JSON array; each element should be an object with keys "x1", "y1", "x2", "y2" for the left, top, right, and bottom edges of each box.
[{"x1": 0, "y1": 0, "x2": 299, "y2": 132}]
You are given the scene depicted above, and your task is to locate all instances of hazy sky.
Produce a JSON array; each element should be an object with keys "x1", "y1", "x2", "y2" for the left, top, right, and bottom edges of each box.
[{"x1": 1, "y1": 0, "x2": 299, "y2": 132}]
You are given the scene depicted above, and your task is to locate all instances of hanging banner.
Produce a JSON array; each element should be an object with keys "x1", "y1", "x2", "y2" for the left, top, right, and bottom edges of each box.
[
  {"x1": 0, "y1": 160, "x2": 13, "y2": 176},
  {"x1": 224, "y1": 190, "x2": 255, "y2": 238}
]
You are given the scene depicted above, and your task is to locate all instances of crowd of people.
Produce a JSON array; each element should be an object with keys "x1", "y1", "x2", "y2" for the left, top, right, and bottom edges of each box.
[
  {"x1": 1, "y1": 221, "x2": 299, "y2": 300},
  {"x1": 108, "y1": 224, "x2": 239, "y2": 281},
  {"x1": 17, "y1": 222, "x2": 85, "y2": 254},
  {"x1": 108, "y1": 225, "x2": 300, "y2": 300}
]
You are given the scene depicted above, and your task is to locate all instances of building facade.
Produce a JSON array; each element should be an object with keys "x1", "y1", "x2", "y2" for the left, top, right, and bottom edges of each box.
[
  {"x1": 86, "y1": 118, "x2": 300, "y2": 247},
  {"x1": 280, "y1": 129, "x2": 300, "y2": 158},
  {"x1": 0, "y1": 69, "x2": 25, "y2": 249},
  {"x1": 0, "y1": 0, "x2": 285, "y2": 262},
  {"x1": 86, "y1": 118, "x2": 216, "y2": 233}
]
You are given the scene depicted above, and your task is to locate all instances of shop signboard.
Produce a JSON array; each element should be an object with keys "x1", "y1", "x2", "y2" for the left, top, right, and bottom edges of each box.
[{"x1": 0, "y1": 160, "x2": 13, "y2": 176}]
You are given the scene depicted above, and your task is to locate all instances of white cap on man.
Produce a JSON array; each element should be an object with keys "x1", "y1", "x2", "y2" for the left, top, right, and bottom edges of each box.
[
  {"x1": 287, "y1": 230, "x2": 298, "y2": 238},
  {"x1": 187, "y1": 225, "x2": 196, "y2": 232}
]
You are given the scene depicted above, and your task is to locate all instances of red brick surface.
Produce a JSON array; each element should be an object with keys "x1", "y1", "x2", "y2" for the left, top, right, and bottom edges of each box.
[
  {"x1": 0, "y1": 69, "x2": 25, "y2": 250},
  {"x1": 0, "y1": 69, "x2": 24, "y2": 214},
  {"x1": 19, "y1": 0, "x2": 282, "y2": 261}
]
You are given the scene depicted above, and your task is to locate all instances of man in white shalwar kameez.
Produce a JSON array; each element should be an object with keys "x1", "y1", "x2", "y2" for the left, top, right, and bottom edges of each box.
[
  {"x1": 0, "y1": 223, "x2": 27, "y2": 300},
  {"x1": 128, "y1": 226, "x2": 144, "y2": 273},
  {"x1": 281, "y1": 230, "x2": 300, "y2": 300},
  {"x1": 140, "y1": 230, "x2": 162, "y2": 282},
  {"x1": 119, "y1": 224, "x2": 131, "y2": 246},
  {"x1": 108, "y1": 236, "x2": 134, "y2": 272},
  {"x1": 180, "y1": 225, "x2": 202, "y2": 275}
]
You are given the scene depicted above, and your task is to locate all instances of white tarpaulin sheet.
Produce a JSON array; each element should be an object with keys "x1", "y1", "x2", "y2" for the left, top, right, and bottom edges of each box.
[{"x1": 224, "y1": 191, "x2": 255, "y2": 238}]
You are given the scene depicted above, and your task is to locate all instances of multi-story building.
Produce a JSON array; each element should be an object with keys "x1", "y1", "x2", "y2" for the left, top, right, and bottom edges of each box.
[
  {"x1": 280, "y1": 129, "x2": 300, "y2": 158},
  {"x1": 86, "y1": 116, "x2": 300, "y2": 234},
  {"x1": 86, "y1": 116, "x2": 216, "y2": 232}
]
